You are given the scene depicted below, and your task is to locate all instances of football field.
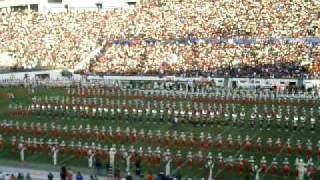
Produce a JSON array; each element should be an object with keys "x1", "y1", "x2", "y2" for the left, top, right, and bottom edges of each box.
[{"x1": 0, "y1": 86, "x2": 319, "y2": 179}]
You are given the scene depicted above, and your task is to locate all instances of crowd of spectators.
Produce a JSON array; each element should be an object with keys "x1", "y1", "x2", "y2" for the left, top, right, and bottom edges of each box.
[
  {"x1": 0, "y1": 11, "x2": 103, "y2": 69},
  {"x1": 1, "y1": 0, "x2": 320, "y2": 78},
  {"x1": 93, "y1": 0, "x2": 320, "y2": 78}
]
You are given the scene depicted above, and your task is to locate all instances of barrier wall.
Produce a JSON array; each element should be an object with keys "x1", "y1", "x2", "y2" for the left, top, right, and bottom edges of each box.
[
  {"x1": 0, "y1": 70, "x2": 319, "y2": 89},
  {"x1": 0, "y1": 0, "x2": 138, "y2": 12}
]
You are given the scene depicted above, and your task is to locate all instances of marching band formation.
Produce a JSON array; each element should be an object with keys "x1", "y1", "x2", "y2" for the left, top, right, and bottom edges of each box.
[
  {"x1": 0, "y1": 134, "x2": 318, "y2": 179},
  {"x1": 7, "y1": 87, "x2": 319, "y2": 132},
  {"x1": 1, "y1": 120, "x2": 320, "y2": 158},
  {"x1": 1, "y1": 86, "x2": 320, "y2": 179}
]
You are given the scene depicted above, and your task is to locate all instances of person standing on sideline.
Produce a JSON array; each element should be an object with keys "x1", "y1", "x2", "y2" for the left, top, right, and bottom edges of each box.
[
  {"x1": 75, "y1": 172, "x2": 83, "y2": 180},
  {"x1": 9, "y1": 174, "x2": 16, "y2": 180},
  {"x1": 60, "y1": 167, "x2": 67, "y2": 180},
  {"x1": 146, "y1": 172, "x2": 154, "y2": 180},
  {"x1": 25, "y1": 173, "x2": 31, "y2": 180},
  {"x1": 47, "y1": 172, "x2": 53, "y2": 180},
  {"x1": 17, "y1": 173, "x2": 24, "y2": 180},
  {"x1": 126, "y1": 172, "x2": 133, "y2": 180}
]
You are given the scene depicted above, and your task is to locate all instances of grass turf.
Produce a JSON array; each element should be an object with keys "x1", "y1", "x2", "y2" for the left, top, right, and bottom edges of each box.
[{"x1": 0, "y1": 87, "x2": 319, "y2": 179}]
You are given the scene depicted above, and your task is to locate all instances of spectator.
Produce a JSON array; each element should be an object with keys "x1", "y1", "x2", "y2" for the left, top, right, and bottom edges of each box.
[
  {"x1": 95, "y1": 158, "x2": 102, "y2": 175},
  {"x1": 25, "y1": 173, "x2": 31, "y2": 180},
  {"x1": 135, "y1": 159, "x2": 141, "y2": 177},
  {"x1": 66, "y1": 171, "x2": 72, "y2": 180},
  {"x1": 9, "y1": 174, "x2": 16, "y2": 180},
  {"x1": 60, "y1": 167, "x2": 66, "y2": 180},
  {"x1": 47, "y1": 173, "x2": 53, "y2": 180},
  {"x1": 125, "y1": 172, "x2": 132, "y2": 180},
  {"x1": 17, "y1": 173, "x2": 23, "y2": 180},
  {"x1": 75, "y1": 172, "x2": 83, "y2": 180},
  {"x1": 146, "y1": 172, "x2": 154, "y2": 180},
  {"x1": 0, "y1": 1, "x2": 319, "y2": 78}
]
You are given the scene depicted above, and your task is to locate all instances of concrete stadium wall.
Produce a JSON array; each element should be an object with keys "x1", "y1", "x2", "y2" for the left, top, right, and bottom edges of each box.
[
  {"x1": 0, "y1": 70, "x2": 64, "y2": 80},
  {"x1": 0, "y1": 0, "x2": 44, "y2": 8},
  {"x1": 0, "y1": 0, "x2": 138, "y2": 12},
  {"x1": 0, "y1": 70, "x2": 319, "y2": 89}
]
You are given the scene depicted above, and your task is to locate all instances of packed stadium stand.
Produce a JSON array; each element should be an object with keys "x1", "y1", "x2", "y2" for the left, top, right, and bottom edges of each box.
[
  {"x1": 0, "y1": 0, "x2": 319, "y2": 78},
  {"x1": 1, "y1": 1, "x2": 320, "y2": 180}
]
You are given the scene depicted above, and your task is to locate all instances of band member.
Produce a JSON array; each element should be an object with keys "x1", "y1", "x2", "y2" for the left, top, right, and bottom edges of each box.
[
  {"x1": 260, "y1": 156, "x2": 267, "y2": 174},
  {"x1": 284, "y1": 115, "x2": 289, "y2": 132},
  {"x1": 188, "y1": 133, "x2": 195, "y2": 147},
  {"x1": 248, "y1": 156, "x2": 255, "y2": 175},
  {"x1": 164, "y1": 131, "x2": 170, "y2": 146},
  {"x1": 0, "y1": 135, "x2": 3, "y2": 150},
  {"x1": 266, "y1": 114, "x2": 272, "y2": 130},
  {"x1": 180, "y1": 132, "x2": 187, "y2": 146},
  {"x1": 287, "y1": 138, "x2": 292, "y2": 156},
  {"x1": 78, "y1": 125, "x2": 84, "y2": 139},
  {"x1": 175, "y1": 150, "x2": 182, "y2": 168},
  {"x1": 271, "y1": 158, "x2": 278, "y2": 176},
  {"x1": 77, "y1": 141, "x2": 83, "y2": 157},
  {"x1": 231, "y1": 112, "x2": 237, "y2": 127},
  {"x1": 26, "y1": 138, "x2": 32, "y2": 154},
  {"x1": 207, "y1": 133, "x2": 212, "y2": 149},
  {"x1": 39, "y1": 138, "x2": 45, "y2": 154},
  {"x1": 250, "y1": 112, "x2": 256, "y2": 129},
  {"x1": 187, "y1": 151, "x2": 193, "y2": 168},
  {"x1": 226, "y1": 155, "x2": 234, "y2": 175},
  {"x1": 115, "y1": 127, "x2": 121, "y2": 141},
  {"x1": 217, "y1": 152, "x2": 224, "y2": 170},
  {"x1": 156, "y1": 130, "x2": 161, "y2": 144},
  {"x1": 275, "y1": 138, "x2": 282, "y2": 153},
  {"x1": 293, "y1": 115, "x2": 298, "y2": 131},
  {"x1": 11, "y1": 136, "x2": 17, "y2": 152},
  {"x1": 125, "y1": 127, "x2": 130, "y2": 143},
  {"x1": 238, "y1": 154, "x2": 244, "y2": 175},
  {"x1": 128, "y1": 145, "x2": 136, "y2": 163},
  {"x1": 216, "y1": 134, "x2": 223, "y2": 149},
  {"x1": 276, "y1": 112, "x2": 282, "y2": 130},
  {"x1": 236, "y1": 135, "x2": 242, "y2": 150},
  {"x1": 244, "y1": 135, "x2": 252, "y2": 152},
  {"x1": 147, "y1": 130, "x2": 153, "y2": 143},
  {"x1": 139, "y1": 129, "x2": 145, "y2": 142},
  {"x1": 239, "y1": 111, "x2": 245, "y2": 128},
  {"x1": 227, "y1": 134, "x2": 233, "y2": 149},
  {"x1": 307, "y1": 160, "x2": 317, "y2": 178},
  {"x1": 310, "y1": 117, "x2": 316, "y2": 133},
  {"x1": 267, "y1": 138, "x2": 273, "y2": 154},
  {"x1": 172, "y1": 131, "x2": 178, "y2": 146},
  {"x1": 300, "y1": 115, "x2": 306, "y2": 131},
  {"x1": 108, "y1": 126, "x2": 113, "y2": 139},
  {"x1": 63, "y1": 125, "x2": 69, "y2": 139},
  {"x1": 131, "y1": 128, "x2": 137, "y2": 144},
  {"x1": 95, "y1": 126, "x2": 102, "y2": 140},
  {"x1": 196, "y1": 151, "x2": 204, "y2": 168},
  {"x1": 306, "y1": 139, "x2": 313, "y2": 159},
  {"x1": 71, "y1": 125, "x2": 77, "y2": 139},
  {"x1": 296, "y1": 139, "x2": 302, "y2": 156},
  {"x1": 101, "y1": 145, "x2": 109, "y2": 160},
  {"x1": 20, "y1": 122, "x2": 27, "y2": 134},
  {"x1": 258, "y1": 114, "x2": 264, "y2": 130},
  {"x1": 282, "y1": 158, "x2": 290, "y2": 177},
  {"x1": 137, "y1": 146, "x2": 144, "y2": 161},
  {"x1": 256, "y1": 137, "x2": 262, "y2": 152}
]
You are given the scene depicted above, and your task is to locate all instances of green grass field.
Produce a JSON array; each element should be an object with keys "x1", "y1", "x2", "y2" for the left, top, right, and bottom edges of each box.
[{"x1": 0, "y1": 86, "x2": 319, "y2": 179}]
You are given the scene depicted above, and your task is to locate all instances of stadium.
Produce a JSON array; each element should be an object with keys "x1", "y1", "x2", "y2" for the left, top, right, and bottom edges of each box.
[{"x1": 0, "y1": 0, "x2": 320, "y2": 179}]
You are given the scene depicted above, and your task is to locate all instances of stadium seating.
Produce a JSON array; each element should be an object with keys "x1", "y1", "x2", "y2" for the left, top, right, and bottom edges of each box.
[{"x1": 0, "y1": 0, "x2": 320, "y2": 78}]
